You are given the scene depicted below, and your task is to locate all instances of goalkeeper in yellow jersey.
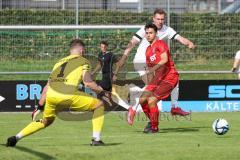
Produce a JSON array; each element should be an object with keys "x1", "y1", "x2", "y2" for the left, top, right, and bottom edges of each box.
[{"x1": 6, "y1": 39, "x2": 107, "y2": 146}]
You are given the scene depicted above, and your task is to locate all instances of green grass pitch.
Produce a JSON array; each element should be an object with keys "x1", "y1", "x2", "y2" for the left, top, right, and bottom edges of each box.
[{"x1": 0, "y1": 112, "x2": 239, "y2": 160}]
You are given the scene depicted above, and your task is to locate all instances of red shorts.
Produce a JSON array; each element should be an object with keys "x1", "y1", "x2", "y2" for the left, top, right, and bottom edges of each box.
[{"x1": 145, "y1": 73, "x2": 179, "y2": 100}]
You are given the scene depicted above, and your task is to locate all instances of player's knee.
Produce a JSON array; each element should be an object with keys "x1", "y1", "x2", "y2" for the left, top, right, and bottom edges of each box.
[
  {"x1": 148, "y1": 98, "x2": 158, "y2": 107},
  {"x1": 93, "y1": 102, "x2": 105, "y2": 115},
  {"x1": 95, "y1": 100, "x2": 105, "y2": 109},
  {"x1": 139, "y1": 96, "x2": 147, "y2": 106},
  {"x1": 42, "y1": 118, "x2": 55, "y2": 127}
]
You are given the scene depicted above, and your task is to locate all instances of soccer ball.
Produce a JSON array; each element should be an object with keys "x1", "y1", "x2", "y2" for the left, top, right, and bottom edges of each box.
[{"x1": 212, "y1": 118, "x2": 229, "y2": 135}]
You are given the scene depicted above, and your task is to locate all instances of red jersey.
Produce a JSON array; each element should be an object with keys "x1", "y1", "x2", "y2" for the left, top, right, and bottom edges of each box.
[{"x1": 145, "y1": 40, "x2": 178, "y2": 81}]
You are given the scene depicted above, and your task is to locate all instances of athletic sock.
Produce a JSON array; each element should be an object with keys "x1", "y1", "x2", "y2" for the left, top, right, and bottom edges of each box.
[
  {"x1": 132, "y1": 97, "x2": 139, "y2": 111},
  {"x1": 16, "y1": 120, "x2": 45, "y2": 140},
  {"x1": 149, "y1": 106, "x2": 159, "y2": 130},
  {"x1": 141, "y1": 103, "x2": 150, "y2": 119},
  {"x1": 171, "y1": 84, "x2": 179, "y2": 108},
  {"x1": 130, "y1": 85, "x2": 144, "y2": 111},
  {"x1": 93, "y1": 132, "x2": 101, "y2": 141},
  {"x1": 92, "y1": 106, "x2": 104, "y2": 140}
]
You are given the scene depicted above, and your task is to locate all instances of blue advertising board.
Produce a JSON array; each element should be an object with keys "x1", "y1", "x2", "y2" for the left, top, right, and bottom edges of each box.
[
  {"x1": 0, "y1": 80, "x2": 240, "y2": 112},
  {"x1": 162, "y1": 80, "x2": 240, "y2": 112}
]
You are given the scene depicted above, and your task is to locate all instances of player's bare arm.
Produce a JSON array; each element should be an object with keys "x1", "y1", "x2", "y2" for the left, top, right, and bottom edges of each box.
[
  {"x1": 146, "y1": 52, "x2": 168, "y2": 74},
  {"x1": 92, "y1": 62, "x2": 102, "y2": 75},
  {"x1": 114, "y1": 38, "x2": 139, "y2": 75},
  {"x1": 176, "y1": 35, "x2": 195, "y2": 49},
  {"x1": 83, "y1": 69, "x2": 104, "y2": 93},
  {"x1": 31, "y1": 82, "x2": 49, "y2": 121},
  {"x1": 39, "y1": 83, "x2": 48, "y2": 106}
]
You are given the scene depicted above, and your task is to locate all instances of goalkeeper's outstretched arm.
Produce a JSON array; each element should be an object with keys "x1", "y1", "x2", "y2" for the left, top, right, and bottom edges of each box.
[
  {"x1": 31, "y1": 83, "x2": 49, "y2": 121},
  {"x1": 82, "y1": 70, "x2": 104, "y2": 93},
  {"x1": 39, "y1": 84, "x2": 48, "y2": 106}
]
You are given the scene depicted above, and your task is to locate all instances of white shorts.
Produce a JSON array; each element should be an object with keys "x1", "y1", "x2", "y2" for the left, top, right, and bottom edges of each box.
[{"x1": 133, "y1": 44, "x2": 148, "y2": 76}]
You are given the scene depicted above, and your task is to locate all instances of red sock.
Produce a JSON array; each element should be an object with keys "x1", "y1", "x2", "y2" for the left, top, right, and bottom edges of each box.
[
  {"x1": 149, "y1": 106, "x2": 159, "y2": 130},
  {"x1": 141, "y1": 103, "x2": 150, "y2": 119}
]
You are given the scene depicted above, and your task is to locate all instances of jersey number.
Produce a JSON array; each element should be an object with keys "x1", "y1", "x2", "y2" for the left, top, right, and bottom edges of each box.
[
  {"x1": 57, "y1": 62, "x2": 68, "y2": 78},
  {"x1": 150, "y1": 54, "x2": 157, "y2": 62}
]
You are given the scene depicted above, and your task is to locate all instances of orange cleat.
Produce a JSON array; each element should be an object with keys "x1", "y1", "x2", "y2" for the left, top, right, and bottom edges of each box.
[
  {"x1": 127, "y1": 107, "x2": 136, "y2": 125},
  {"x1": 171, "y1": 107, "x2": 190, "y2": 116}
]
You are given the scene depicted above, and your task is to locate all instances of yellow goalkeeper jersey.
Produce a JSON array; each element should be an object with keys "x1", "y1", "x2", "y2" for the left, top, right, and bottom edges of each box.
[{"x1": 47, "y1": 54, "x2": 91, "y2": 97}]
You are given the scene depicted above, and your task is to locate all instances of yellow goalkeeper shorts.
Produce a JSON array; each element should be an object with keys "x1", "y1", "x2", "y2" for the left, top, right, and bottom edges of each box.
[{"x1": 43, "y1": 91, "x2": 100, "y2": 119}]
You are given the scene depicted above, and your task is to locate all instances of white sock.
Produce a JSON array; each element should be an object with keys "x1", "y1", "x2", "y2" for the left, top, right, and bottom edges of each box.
[
  {"x1": 93, "y1": 132, "x2": 101, "y2": 141},
  {"x1": 157, "y1": 100, "x2": 162, "y2": 111},
  {"x1": 115, "y1": 96, "x2": 131, "y2": 110},
  {"x1": 16, "y1": 133, "x2": 23, "y2": 140},
  {"x1": 129, "y1": 84, "x2": 144, "y2": 111},
  {"x1": 132, "y1": 98, "x2": 140, "y2": 111},
  {"x1": 171, "y1": 84, "x2": 179, "y2": 107},
  {"x1": 111, "y1": 90, "x2": 130, "y2": 110}
]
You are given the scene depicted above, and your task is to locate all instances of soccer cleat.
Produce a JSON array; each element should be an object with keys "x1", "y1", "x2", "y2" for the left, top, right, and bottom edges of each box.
[
  {"x1": 143, "y1": 122, "x2": 152, "y2": 132},
  {"x1": 127, "y1": 107, "x2": 136, "y2": 125},
  {"x1": 6, "y1": 136, "x2": 17, "y2": 147},
  {"x1": 171, "y1": 107, "x2": 190, "y2": 116},
  {"x1": 90, "y1": 139, "x2": 105, "y2": 146},
  {"x1": 143, "y1": 126, "x2": 159, "y2": 134}
]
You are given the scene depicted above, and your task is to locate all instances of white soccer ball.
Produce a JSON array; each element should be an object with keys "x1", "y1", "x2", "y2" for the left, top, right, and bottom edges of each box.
[{"x1": 212, "y1": 118, "x2": 229, "y2": 135}]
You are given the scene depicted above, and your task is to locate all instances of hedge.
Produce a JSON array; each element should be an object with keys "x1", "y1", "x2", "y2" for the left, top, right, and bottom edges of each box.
[{"x1": 0, "y1": 10, "x2": 239, "y2": 62}]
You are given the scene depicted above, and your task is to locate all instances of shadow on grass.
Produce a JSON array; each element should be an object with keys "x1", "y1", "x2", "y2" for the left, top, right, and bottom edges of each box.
[
  {"x1": 160, "y1": 126, "x2": 206, "y2": 133},
  {"x1": 1, "y1": 143, "x2": 55, "y2": 159},
  {"x1": 215, "y1": 135, "x2": 232, "y2": 138},
  {"x1": 15, "y1": 146, "x2": 55, "y2": 160},
  {"x1": 83, "y1": 142, "x2": 122, "y2": 146},
  {"x1": 135, "y1": 126, "x2": 209, "y2": 133}
]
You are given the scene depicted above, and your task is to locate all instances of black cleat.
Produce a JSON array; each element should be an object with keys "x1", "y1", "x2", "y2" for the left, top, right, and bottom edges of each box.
[
  {"x1": 143, "y1": 122, "x2": 159, "y2": 133},
  {"x1": 143, "y1": 128, "x2": 159, "y2": 134},
  {"x1": 143, "y1": 122, "x2": 151, "y2": 132},
  {"x1": 6, "y1": 136, "x2": 17, "y2": 147},
  {"x1": 90, "y1": 139, "x2": 105, "y2": 146}
]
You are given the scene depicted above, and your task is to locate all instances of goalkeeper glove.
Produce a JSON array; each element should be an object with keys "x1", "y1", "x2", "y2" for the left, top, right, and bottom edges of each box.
[{"x1": 31, "y1": 103, "x2": 45, "y2": 121}]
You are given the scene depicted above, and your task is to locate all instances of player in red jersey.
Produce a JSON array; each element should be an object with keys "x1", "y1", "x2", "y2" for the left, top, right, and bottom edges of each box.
[{"x1": 140, "y1": 23, "x2": 179, "y2": 133}]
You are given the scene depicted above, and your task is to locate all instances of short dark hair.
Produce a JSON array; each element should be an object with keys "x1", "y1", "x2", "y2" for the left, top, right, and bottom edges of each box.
[
  {"x1": 145, "y1": 23, "x2": 158, "y2": 33},
  {"x1": 70, "y1": 39, "x2": 85, "y2": 49},
  {"x1": 100, "y1": 40, "x2": 108, "y2": 46},
  {"x1": 153, "y1": 8, "x2": 166, "y2": 16}
]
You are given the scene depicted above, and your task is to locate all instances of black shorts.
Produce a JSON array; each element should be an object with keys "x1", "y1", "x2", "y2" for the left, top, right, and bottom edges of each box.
[{"x1": 98, "y1": 73, "x2": 113, "y2": 91}]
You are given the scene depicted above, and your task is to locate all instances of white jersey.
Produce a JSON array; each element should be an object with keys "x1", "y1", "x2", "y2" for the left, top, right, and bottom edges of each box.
[
  {"x1": 133, "y1": 25, "x2": 179, "y2": 76},
  {"x1": 133, "y1": 25, "x2": 179, "y2": 43},
  {"x1": 235, "y1": 50, "x2": 240, "y2": 72},
  {"x1": 235, "y1": 50, "x2": 240, "y2": 59}
]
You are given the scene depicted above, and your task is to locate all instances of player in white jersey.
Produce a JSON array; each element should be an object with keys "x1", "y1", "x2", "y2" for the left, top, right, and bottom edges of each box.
[
  {"x1": 114, "y1": 8, "x2": 195, "y2": 125},
  {"x1": 231, "y1": 50, "x2": 240, "y2": 79}
]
